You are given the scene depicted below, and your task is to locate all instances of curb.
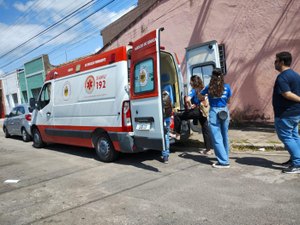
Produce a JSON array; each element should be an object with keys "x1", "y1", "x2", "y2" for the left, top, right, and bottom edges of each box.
[{"x1": 231, "y1": 143, "x2": 285, "y2": 151}]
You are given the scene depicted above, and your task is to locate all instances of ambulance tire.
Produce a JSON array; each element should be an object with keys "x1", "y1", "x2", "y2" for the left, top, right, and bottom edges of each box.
[
  {"x1": 95, "y1": 134, "x2": 119, "y2": 162},
  {"x1": 32, "y1": 128, "x2": 45, "y2": 148}
]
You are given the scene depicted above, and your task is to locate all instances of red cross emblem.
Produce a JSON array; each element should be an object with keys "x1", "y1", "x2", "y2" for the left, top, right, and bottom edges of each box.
[{"x1": 85, "y1": 75, "x2": 95, "y2": 94}]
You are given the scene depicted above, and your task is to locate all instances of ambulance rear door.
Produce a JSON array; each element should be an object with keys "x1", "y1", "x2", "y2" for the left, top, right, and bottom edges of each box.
[
  {"x1": 185, "y1": 41, "x2": 226, "y2": 94},
  {"x1": 130, "y1": 28, "x2": 165, "y2": 151}
]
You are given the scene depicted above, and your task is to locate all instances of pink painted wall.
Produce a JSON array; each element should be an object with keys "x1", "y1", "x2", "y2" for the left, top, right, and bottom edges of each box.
[{"x1": 105, "y1": 0, "x2": 300, "y2": 122}]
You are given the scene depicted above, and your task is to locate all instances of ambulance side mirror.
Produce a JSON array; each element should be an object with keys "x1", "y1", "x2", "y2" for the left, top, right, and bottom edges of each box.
[{"x1": 29, "y1": 98, "x2": 36, "y2": 109}]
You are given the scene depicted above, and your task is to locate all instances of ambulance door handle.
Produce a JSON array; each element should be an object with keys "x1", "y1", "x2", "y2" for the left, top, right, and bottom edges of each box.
[
  {"x1": 46, "y1": 112, "x2": 51, "y2": 117},
  {"x1": 136, "y1": 110, "x2": 138, "y2": 114}
]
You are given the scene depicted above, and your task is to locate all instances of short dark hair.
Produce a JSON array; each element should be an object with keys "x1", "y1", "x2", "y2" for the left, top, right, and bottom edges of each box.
[{"x1": 276, "y1": 51, "x2": 292, "y2": 66}]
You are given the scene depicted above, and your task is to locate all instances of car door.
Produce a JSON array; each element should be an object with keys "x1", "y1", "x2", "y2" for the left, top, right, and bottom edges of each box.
[
  {"x1": 129, "y1": 28, "x2": 166, "y2": 151},
  {"x1": 15, "y1": 106, "x2": 25, "y2": 135},
  {"x1": 6, "y1": 107, "x2": 17, "y2": 135}
]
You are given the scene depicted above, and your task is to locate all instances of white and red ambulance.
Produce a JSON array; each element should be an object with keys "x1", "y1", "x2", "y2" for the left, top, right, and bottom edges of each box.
[
  {"x1": 30, "y1": 28, "x2": 185, "y2": 162},
  {"x1": 30, "y1": 28, "x2": 225, "y2": 162}
]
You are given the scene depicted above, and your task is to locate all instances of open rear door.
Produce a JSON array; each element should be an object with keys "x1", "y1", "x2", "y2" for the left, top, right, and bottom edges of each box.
[
  {"x1": 130, "y1": 28, "x2": 165, "y2": 151},
  {"x1": 186, "y1": 41, "x2": 225, "y2": 92}
]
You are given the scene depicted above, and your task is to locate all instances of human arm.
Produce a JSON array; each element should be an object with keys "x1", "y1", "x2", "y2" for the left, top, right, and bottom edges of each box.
[
  {"x1": 227, "y1": 97, "x2": 231, "y2": 104},
  {"x1": 281, "y1": 91, "x2": 300, "y2": 103},
  {"x1": 185, "y1": 96, "x2": 199, "y2": 109}
]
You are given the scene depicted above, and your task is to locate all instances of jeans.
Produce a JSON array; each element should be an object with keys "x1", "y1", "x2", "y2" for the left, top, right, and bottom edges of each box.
[
  {"x1": 209, "y1": 107, "x2": 230, "y2": 165},
  {"x1": 162, "y1": 118, "x2": 170, "y2": 158},
  {"x1": 275, "y1": 116, "x2": 300, "y2": 167},
  {"x1": 174, "y1": 108, "x2": 212, "y2": 150}
]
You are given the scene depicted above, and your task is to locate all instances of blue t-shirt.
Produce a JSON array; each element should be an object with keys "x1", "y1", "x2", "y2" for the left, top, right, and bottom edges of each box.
[
  {"x1": 188, "y1": 89, "x2": 201, "y2": 106},
  {"x1": 201, "y1": 83, "x2": 232, "y2": 107},
  {"x1": 272, "y1": 69, "x2": 300, "y2": 118}
]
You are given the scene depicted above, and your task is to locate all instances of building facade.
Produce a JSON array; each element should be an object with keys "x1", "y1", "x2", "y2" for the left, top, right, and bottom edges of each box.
[
  {"x1": 0, "y1": 70, "x2": 21, "y2": 115},
  {"x1": 0, "y1": 80, "x2": 5, "y2": 118},
  {"x1": 101, "y1": 0, "x2": 300, "y2": 122},
  {"x1": 20, "y1": 54, "x2": 52, "y2": 102}
]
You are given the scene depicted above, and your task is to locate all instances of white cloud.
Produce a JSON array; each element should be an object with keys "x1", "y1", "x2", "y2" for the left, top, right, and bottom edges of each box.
[
  {"x1": 0, "y1": 0, "x2": 6, "y2": 7},
  {"x1": 13, "y1": 0, "x2": 35, "y2": 12},
  {"x1": 1, "y1": 1, "x2": 137, "y2": 72}
]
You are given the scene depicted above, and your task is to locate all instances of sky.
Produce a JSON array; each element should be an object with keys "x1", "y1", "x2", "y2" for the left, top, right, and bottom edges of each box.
[{"x1": 0, "y1": 0, "x2": 138, "y2": 76}]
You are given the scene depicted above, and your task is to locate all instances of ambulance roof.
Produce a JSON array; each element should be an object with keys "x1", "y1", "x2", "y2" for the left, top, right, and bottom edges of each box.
[{"x1": 46, "y1": 46, "x2": 128, "y2": 81}]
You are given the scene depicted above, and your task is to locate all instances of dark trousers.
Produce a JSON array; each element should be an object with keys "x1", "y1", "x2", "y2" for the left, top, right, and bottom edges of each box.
[{"x1": 174, "y1": 108, "x2": 212, "y2": 150}]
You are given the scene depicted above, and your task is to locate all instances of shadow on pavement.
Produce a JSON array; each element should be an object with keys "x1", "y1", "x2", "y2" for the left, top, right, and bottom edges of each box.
[
  {"x1": 40, "y1": 144, "x2": 98, "y2": 160},
  {"x1": 178, "y1": 152, "x2": 214, "y2": 165},
  {"x1": 117, "y1": 150, "x2": 161, "y2": 173},
  {"x1": 232, "y1": 156, "x2": 284, "y2": 170}
]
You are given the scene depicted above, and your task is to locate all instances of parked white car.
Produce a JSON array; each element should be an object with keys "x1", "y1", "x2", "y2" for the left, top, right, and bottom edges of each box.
[{"x1": 3, "y1": 104, "x2": 32, "y2": 142}]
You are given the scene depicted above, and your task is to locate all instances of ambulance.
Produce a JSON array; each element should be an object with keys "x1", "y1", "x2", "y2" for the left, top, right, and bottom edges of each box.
[{"x1": 30, "y1": 28, "x2": 225, "y2": 162}]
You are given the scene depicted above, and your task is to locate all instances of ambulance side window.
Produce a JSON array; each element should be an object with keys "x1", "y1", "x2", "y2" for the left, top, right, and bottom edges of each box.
[
  {"x1": 192, "y1": 65, "x2": 214, "y2": 87},
  {"x1": 134, "y1": 58, "x2": 154, "y2": 94},
  {"x1": 38, "y1": 83, "x2": 51, "y2": 109}
]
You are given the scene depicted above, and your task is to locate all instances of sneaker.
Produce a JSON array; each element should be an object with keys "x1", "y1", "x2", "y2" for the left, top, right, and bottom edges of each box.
[
  {"x1": 212, "y1": 162, "x2": 230, "y2": 168},
  {"x1": 163, "y1": 156, "x2": 169, "y2": 164},
  {"x1": 199, "y1": 149, "x2": 213, "y2": 155},
  {"x1": 282, "y1": 166, "x2": 300, "y2": 174},
  {"x1": 281, "y1": 159, "x2": 292, "y2": 167}
]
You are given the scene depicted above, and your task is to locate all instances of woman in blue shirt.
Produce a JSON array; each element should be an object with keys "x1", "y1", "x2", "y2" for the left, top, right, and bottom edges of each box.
[
  {"x1": 201, "y1": 68, "x2": 232, "y2": 168},
  {"x1": 174, "y1": 75, "x2": 212, "y2": 154}
]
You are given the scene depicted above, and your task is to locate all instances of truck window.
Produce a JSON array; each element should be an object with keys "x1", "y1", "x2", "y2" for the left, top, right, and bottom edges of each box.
[
  {"x1": 39, "y1": 83, "x2": 51, "y2": 109},
  {"x1": 134, "y1": 58, "x2": 154, "y2": 94}
]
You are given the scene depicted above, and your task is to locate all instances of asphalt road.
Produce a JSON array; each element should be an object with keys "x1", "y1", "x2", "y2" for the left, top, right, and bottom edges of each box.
[{"x1": 0, "y1": 132, "x2": 299, "y2": 225}]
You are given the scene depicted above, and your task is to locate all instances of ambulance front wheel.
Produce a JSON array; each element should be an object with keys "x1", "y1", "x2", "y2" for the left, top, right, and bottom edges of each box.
[
  {"x1": 32, "y1": 128, "x2": 45, "y2": 148},
  {"x1": 95, "y1": 134, "x2": 119, "y2": 162}
]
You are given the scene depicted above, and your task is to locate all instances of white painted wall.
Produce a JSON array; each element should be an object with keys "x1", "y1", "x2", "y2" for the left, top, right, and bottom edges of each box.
[{"x1": 1, "y1": 71, "x2": 21, "y2": 115}]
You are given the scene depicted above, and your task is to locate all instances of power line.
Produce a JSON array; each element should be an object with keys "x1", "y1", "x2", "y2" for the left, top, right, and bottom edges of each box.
[
  {"x1": 0, "y1": 0, "x2": 96, "y2": 60},
  {"x1": 47, "y1": 0, "x2": 136, "y2": 60},
  {"x1": 0, "y1": 0, "x2": 116, "y2": 69}
]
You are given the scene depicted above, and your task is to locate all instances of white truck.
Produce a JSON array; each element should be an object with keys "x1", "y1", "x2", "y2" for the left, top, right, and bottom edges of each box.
[{"x1": 30, "y1": 28, "x2": 226, "y2": 162}]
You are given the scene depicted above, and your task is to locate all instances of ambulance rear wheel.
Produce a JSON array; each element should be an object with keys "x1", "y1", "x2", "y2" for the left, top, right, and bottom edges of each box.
[
  {"x1": 32, "y1": 128, "x2": 45, "y2": 148},
  {"x1": 95, "y1": 134, "x2": 119, "y2": 162}
]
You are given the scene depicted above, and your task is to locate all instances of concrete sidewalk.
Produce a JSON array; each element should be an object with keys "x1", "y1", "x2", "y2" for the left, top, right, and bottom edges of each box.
[
  {"x1": 184, "y1": 124, "x2": 285, "y2": 151},
  {"x1": 229, "y1": 126, "x2": 284, "y2": 151}
]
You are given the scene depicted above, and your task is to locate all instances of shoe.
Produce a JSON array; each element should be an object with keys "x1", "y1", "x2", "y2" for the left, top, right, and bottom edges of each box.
[
  {"x1": 282, "y1": 166, "x2": 300, "y2": 174},
  {"x1": 199, "y1": 149, "x2": 213, "y2": 155},
  {"x1": 212, "y1": 162, "x2": 230, "y2": 168},
  {"x1": 163, "y1": 156, "x2": 169, "y2": 164},
  {"x1": 169, "y1": 133, "x2": 176, "y2": 139},
  {"x1": 281, "y1": 159, "x2": 292, "y2": 167}
]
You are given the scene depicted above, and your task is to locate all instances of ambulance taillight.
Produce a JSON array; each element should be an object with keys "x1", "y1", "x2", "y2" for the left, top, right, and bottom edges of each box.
[{"x1": 122, "y1": 101, "x2": 132, "y2": 132}]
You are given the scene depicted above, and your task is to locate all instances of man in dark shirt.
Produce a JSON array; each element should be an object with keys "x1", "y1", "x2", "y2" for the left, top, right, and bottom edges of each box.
[{"x1": 272, "y1": 51, "x2": 300, "y2": 174}]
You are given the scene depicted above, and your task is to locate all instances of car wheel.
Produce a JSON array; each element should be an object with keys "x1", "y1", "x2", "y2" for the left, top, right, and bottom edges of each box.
[
  {"x1": 21, "y1": 128, "x2": 31, "y2": 142},
  {"x1": 3, "y1": 127, "x2": 10, "y2": 138},
  {"x1": 32, "y1": 128, "x2": 45, "y2": 148},
  {"x1": 95, "y1": 134, "x2": 119, "y2": 162}
]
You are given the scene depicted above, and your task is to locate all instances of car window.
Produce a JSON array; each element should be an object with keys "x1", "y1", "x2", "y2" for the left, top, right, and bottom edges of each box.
[
  {"x1": 17, "y1": 107, "x2": 25, "y2": 115},
  {"x1": 9, "y1": 108, "x2": 17, "y2": 117}
]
